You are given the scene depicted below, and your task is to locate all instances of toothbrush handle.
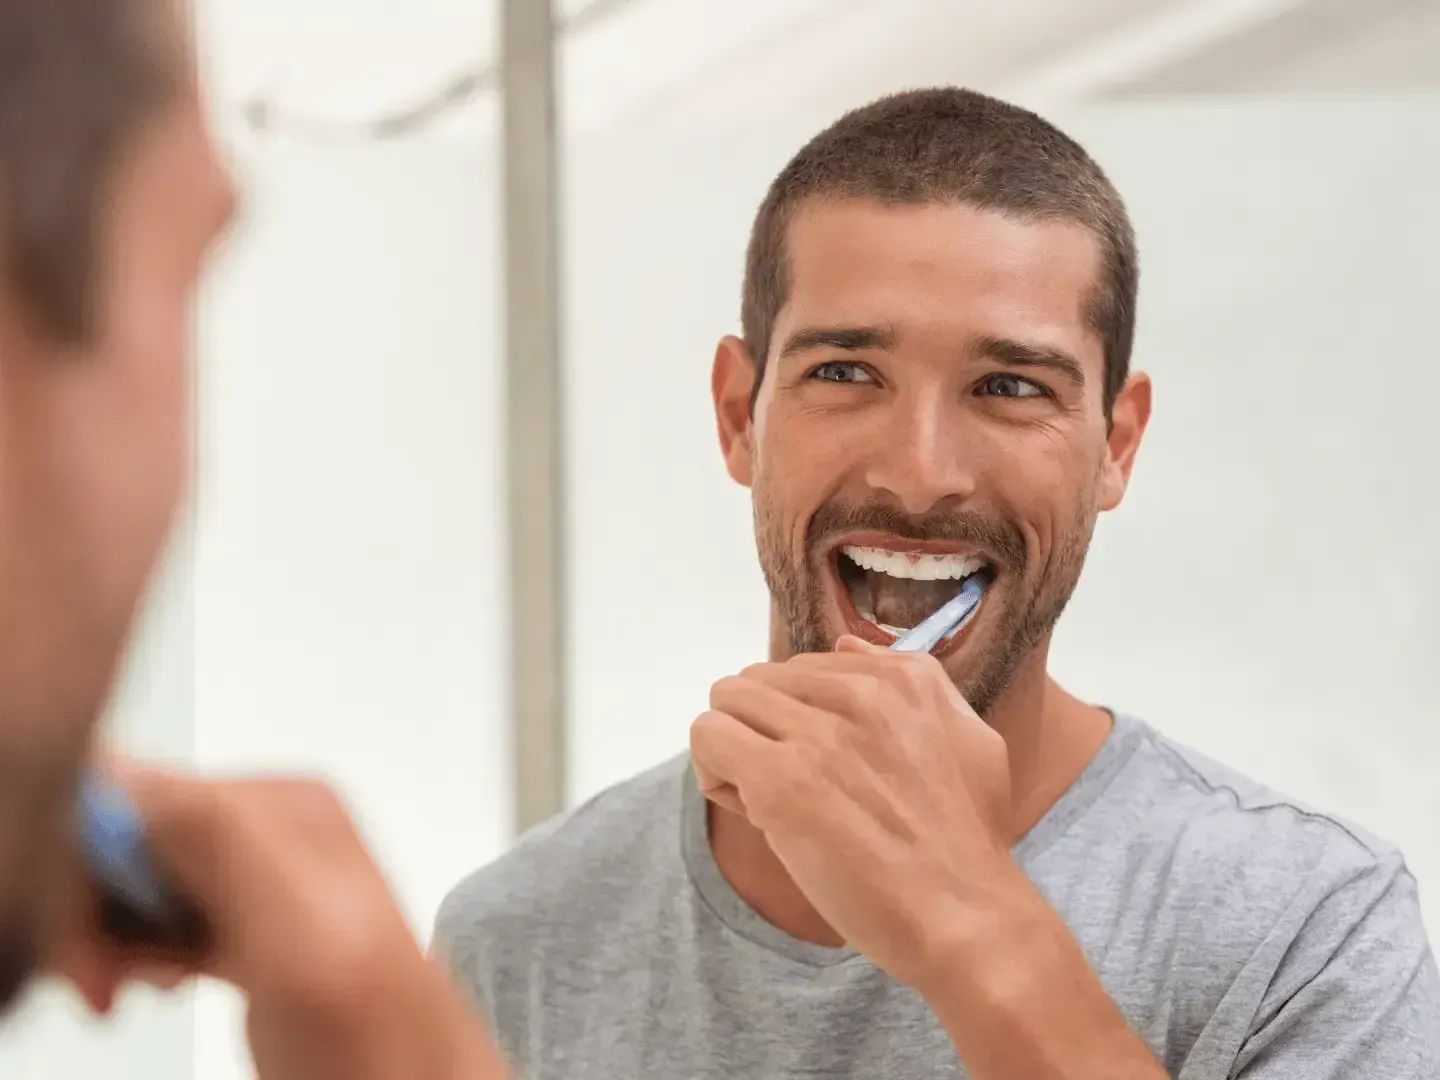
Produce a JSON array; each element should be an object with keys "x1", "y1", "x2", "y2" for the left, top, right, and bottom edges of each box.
[
  {"x1": 79, "y1": 777, "x2": 212, "y2": 954},
  {"x1": 95, "y1": 884, "x2": 211, "y2": 953},
  {"x1": 890, "y1": 576, "x2": 986, "y2": 654}
]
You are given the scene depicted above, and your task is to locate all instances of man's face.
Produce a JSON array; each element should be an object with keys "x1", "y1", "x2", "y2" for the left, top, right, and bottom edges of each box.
[
  {"x1": 714, "y1": 199, "x2": 1149, "y2": 716},
  {"x1": 0, "y1": 48, "x2": 234, "y2": 1008}
]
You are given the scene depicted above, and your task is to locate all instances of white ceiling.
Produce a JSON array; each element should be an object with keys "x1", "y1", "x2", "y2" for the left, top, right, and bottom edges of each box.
[{"x1": 195, "y1": 0, "x2": 1440, "y2": 141}]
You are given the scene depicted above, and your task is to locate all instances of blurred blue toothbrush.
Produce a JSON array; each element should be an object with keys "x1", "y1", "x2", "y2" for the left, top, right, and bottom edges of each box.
[{"x1": 77, "y1": 774, "x2": 209, "y2": 952}]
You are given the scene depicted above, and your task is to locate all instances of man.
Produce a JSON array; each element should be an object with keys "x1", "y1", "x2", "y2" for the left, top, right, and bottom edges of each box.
[
  {"x1": 435, "y1": 87, "x2": 1440, "y2": 1078},
  {"x1": 0, "y1": 2, "x2": 507, "y2": 1075}
]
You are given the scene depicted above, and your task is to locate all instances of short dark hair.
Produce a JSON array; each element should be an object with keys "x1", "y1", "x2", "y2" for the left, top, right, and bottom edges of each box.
[
  {"x1": 742, "y1": 87, "x2": 1138, "y2": 416},
  {"x1": 0, "y1": 0, "x2": 177, "y2": 342}
]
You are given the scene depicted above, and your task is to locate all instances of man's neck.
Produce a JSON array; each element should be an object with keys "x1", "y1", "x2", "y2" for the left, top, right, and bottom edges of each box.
[{"x1": 710, "y1": 627, "x2": 1112, "y2": 950}]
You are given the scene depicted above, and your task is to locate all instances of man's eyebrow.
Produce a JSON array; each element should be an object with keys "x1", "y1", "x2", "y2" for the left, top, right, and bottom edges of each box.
[
  {"x1": 778, "y1": 324, "x2": 896, "y2": 359},
  {"x1": 976, "y1": 336, "x2": 1087, "y2": 386}
]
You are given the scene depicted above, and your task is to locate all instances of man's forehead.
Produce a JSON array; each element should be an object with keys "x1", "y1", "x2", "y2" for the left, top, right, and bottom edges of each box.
[
  {"x1": 785, "y1": 198, "x2": 1102, "y2": 287},
  {"x1": 778, "y1": 198, "x2": 1106, "y2": 355}
]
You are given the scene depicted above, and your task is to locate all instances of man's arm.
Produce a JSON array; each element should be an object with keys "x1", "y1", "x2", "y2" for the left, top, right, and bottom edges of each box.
[
  {"x1": 241, "y1": 953, "x2": 509, "y2": 1080},
  {"x1": 913, "y1": 861, "x2": 1168, "y2": 1080},
  {"x1": 334, "y1": 955, "x2": 510, "y2": 1080}
]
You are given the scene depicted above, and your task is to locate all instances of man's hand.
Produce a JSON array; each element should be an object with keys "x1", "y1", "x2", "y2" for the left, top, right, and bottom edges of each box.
[
  {"x1": 690, "y1": 635, "x2": 1024, "y2": 988},
  {"x1": 49, "y1": 762, "x2": 507, "y2": 1080},
  {"x1": 691, "y1": 637, "x2": 1167, "y2": 1079}
]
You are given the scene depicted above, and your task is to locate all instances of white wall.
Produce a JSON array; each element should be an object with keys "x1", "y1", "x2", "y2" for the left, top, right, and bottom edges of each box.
[
  {"x1": 562, "y1": 99, "x2": 1440, "y2": 934},
  {"x1": 1046, "y1": 100, "x2": 1440, "y2": 896},
  {"x1": 189, "y1": 134, "x2": 510, "y2": 1078}
]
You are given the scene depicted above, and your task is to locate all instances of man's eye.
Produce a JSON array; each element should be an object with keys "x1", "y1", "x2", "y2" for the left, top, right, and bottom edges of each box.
[
  {"x1": 810, "y1": 361, "x2": 875, "y2": 385},
  {"x1": 978, "y1": 373, "x2": 1045, "y2": 399}
]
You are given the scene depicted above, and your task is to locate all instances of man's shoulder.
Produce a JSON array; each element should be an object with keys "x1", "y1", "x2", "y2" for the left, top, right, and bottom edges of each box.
[
  {"x1": 1106, "y1": 715, "x2": 1422, "y2": 957},
  {"x1": 1118, "y1": 717, "x2": 1440, "y2": 1068},
  {"x1": 433, "y1": 752, "x2": 690, "y2": 960},
  {"x1": 1122, "y1": 715, "x2": 1400, "y2": 873}
]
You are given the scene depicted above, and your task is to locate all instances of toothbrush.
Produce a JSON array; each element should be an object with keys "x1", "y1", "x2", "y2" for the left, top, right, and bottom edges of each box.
[
  {"x1": 77, "y1": 775, "x2": 209, "y2": 951},
  {"x1": 889, "y1": 573, "x2": 987, "y2": 654}
]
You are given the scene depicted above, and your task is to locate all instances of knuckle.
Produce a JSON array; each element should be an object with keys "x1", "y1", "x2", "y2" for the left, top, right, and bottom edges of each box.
[
  {"x1": 689, "y1": 710, "x2": 722, "y2": 752},
  {"x1": 785, "y1": 746, "x2": 830, "y2": 802},
  {"x1": 839, "y1": 672, "x2": 885, "y2": 715},
  {"x1": 708, "y1": 675, "x2": 748, "y2": 710},
  {"x1": 813, "y1": 714, "x2": 857, "y2": 758},
  {"x1": 731, "y1": 741, "x2": 804, "y2": 811},
  {"x1": 788, "y1": 738, "x2": 827, "y2": 781},
  {"x1": 900, "y1": 648, "x2": 939, "y2": 679},
  {"x1": 739, "y1": 775, "x2": 779, "y2": 817},
  {"x1": 745, "y1": 764, "x2": 797, "y2": 820},
  {"x1": 894, "y1": 651, "x2": 940, "y2": 700}
]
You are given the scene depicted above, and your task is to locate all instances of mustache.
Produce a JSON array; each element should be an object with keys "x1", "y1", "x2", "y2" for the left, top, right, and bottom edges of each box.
[{"x1": 805, "y1": 499, "x2": 1027, "y2": 569}]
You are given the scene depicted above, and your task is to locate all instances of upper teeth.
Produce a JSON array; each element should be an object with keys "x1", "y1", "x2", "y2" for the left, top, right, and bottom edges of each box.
[{"x1": 841, "y1": 545, "x2": 985, "y2": 581}]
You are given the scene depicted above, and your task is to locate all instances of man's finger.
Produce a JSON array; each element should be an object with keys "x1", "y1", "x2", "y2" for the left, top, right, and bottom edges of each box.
[
  {"x1": 702, "y1": 782, "x2": 747, "y2": 817},
  {"x1": 690, "y1": 709, "x2": 774, "y2": 812},
  {"x1": 709, "y1": 675, "x2": 833, "y2": 741},
  {"x1": 49, "y1": 932, "x2": 122, "y2": 1014},
  {"x1": 783, "y1": 648, "x2": 893, "y2": 677},
  {"x1": 784, "y1": 642, "x2": 958, "y2": 711},
  {"x1": 742, "y1": 654, "x2": 902, "y2": 720}
]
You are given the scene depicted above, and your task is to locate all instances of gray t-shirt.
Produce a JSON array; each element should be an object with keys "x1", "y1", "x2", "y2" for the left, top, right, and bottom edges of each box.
[{"x1": 434, "y1": 713, "x2": 1440, "y2": 1078}]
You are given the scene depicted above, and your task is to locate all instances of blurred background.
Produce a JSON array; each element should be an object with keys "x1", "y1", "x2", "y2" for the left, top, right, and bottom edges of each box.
[{"x1": 3, "y1": 0, "x2": 1439, "y2": 1075}]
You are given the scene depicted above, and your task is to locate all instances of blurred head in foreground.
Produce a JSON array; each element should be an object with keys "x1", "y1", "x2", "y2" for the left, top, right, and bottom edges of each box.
[{"x1": 0, "y1": 0, "x2": 234, "y2": 1010}]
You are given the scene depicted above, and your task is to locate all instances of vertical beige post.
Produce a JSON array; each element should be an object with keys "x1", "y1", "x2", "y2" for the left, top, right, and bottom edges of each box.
[{"x1": 500, "y1": 0, "x2": 566, "y2": 835}]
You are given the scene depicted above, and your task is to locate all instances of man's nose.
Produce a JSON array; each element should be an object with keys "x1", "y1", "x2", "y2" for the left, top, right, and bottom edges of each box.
[{"x1": 861, "y1": 395, "x2": 978, "y2": 516}]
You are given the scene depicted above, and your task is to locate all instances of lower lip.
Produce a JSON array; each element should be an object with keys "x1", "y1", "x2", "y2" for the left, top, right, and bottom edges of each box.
[{"x1": 829, "y1": 556, "x2": 986, "y2": 658}]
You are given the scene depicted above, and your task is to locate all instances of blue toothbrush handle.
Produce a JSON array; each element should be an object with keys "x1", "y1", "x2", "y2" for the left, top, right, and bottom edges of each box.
[{"x1": 78, "y1": 776, "x2": 211, "y2": 953}]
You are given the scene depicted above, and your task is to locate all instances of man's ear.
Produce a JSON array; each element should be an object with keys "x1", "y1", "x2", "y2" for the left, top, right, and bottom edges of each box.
[
  {"x1": 1098, "y1": 372, "x2": 1151, "y2": 512},
  {"x1": 712, "y1": 335, "x2": 757, "y2": 487}
]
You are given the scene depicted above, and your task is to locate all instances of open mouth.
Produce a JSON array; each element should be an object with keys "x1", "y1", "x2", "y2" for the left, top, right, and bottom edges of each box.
[{"x1": 833, "y1": 541, "x2": 994, "y2": 651}]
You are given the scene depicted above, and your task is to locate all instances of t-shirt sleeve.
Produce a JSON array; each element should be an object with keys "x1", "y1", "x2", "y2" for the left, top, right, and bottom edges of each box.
[
  {"x1": 430, "y1": 876, "x2": 498, "y2": 1018},
  {"x1": 1230, "y1": 853, "x2": 1440, "y2": 1078}
]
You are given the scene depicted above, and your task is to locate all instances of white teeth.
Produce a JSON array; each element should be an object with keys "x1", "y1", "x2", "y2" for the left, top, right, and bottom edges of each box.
[{"x1": 840, "y1": 545, "x2": 985, "y2": 582}]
